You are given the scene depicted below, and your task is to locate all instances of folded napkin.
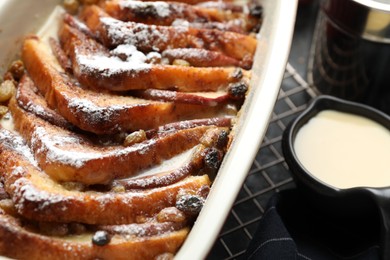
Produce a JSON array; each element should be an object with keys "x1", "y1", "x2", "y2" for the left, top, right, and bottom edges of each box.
[{"x1": 244, "y1": 189, "x2": 380, "y2": 260}]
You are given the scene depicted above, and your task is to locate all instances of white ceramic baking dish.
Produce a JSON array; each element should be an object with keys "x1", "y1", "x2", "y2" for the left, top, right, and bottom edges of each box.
[{"x1": 0, "y1": 0, "x2": 297, "y2": 258}]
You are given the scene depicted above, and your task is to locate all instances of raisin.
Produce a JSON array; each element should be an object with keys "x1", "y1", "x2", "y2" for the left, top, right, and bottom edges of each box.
[
  {"x1": 0, "y1": 106, "x2": 8, "y2": 119},
  {"x1": 204, "y1": 148, "x2": 222, "y2": 171},
  {"x1": 62, "y1": 181, "x2": 85, "y2": 191},
  {"x1": 7, "y1": 60, "x2": 24, "y2": 81},
  {"x1": 157, "y1": 207, "x2": 186, "y2": 223},
  {"x1": 172, "y1": 59, "x2": 190, "y2": 66},
  {"x1": 249, "y1": 4, "x2": 263, "y2": 18},
  {"x1": 228, "y1": 82, "x2": 248, "y2": 99},
  {"x1": 63, "y1": 0, "x2": 79, "y2": 14},
  {"x1": 176, "y1": 194, "x2": 204, "y2": 215},
  {"x1": 92, "y1": 230, "x2": 111, "y2": 246},
  {"x1": 197, "y1": 185, "x2": 210, "y2": 199},
  {"x1": 111, "y1": 184, "x2": 125, "y2": 193},
  {"x1": 216, "y1": 130, "x2": 229, "y2": 150},
  {"x1": 123, "y1": 130, "x2": 147, "y2": 146},
  {"x1": 0, "y1": 80, "x2": 15, "y2": 103}
]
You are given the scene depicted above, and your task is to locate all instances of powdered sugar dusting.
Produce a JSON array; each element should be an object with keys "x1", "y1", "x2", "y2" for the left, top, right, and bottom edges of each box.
[
  {"x1": 67, "y1": 98, "x2": 120, "y2": 125},
  {"x1": 119, "y1": 0, "x2": 171, "y2": 18},
  {"x1": 27, "y1": 118, "x2": 167, "y2": 171},
  {"x1": 110, "y1": 44, "x2": 162, "y2": 63},
  {"x1": 171, "y1": 19, "x2": 190, "y2": 28},
  {"x1": 146, "y1": 52, "x2": 162, "y2": 61},
  {"x1": 30, "y1": 126, "x2": 99, "y2": 168},
  {"x1": 109, "y1": 222, "x2": 176, "y2": 238},
  {"x1": 14, "y1": 179, "x2": 67, "y2": 211},
  {"x1": 111, "y1": 45, "x2": 145, "y2": 61},
  {"x1": 162, "y1": 48, "x2": 209, "y2": 61},
  {"x1": 111, "y1": 223, "x2": 150, "y2": 237},
  {"x1": 76, "y1": 51, "x2": 151, "y2": 78},
  {"x1": 0, "y1": 128, "x2": 37, "y2": 167},
  {"x1": 101, "y1": 17, "x2": 170, "y2": 51},
  {"x1": 24, "y1": 101, "x2": 51, "y2": 119}
]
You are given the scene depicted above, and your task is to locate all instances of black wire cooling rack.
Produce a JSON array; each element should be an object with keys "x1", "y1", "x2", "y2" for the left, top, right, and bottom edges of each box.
[{"x1": 207, "y1": 63, "x2": 318, "y2": 260}]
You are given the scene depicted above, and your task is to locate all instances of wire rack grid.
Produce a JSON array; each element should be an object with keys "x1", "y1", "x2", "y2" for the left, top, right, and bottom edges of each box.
[{"x1": 207, "y1": 63, "x2": 317, "y2": 259}]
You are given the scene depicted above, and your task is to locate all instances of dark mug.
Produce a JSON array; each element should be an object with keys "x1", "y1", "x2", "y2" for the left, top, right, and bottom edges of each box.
[{"x1": 308, "y1": 0, "x2": 390, "y2": 115}]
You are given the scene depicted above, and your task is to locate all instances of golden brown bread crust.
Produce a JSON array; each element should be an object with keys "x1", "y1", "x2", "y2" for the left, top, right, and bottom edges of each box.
[
  {"x1": 16, "y1": 75, "x2": 75, "y2": 130},
  {"x1": 102, "y1": 0, "x2": 229, "y2": 26},
  {"x1": 0, "y1": 210, "x2": 189, "y2": 260},
  {"x1": 102, "y1": 0, "x2": 260, "y2": 34},
  {"x1": 63, "y1": 14, "x2": 249, "y2": 68},
  {"x1": 161, "y1": 48, "x2": 244, "y2": 68},
  {"x1": 146, "y1": 117, "x2": 232, "y2": 137},
  {"x1": 10, "y1": 92, "x2": 215, "y2": 184},
  {"x1": 22, "y1": 38, "x2": 232, "y2": 134},
  {"x1": 131, "y1": 88, "x2": 240, "y2": 106},
  {"x1": 60, "y1": 22, "x2": 250, "y2": 92},
  {"x1": 0, "y1": 128, "x2": 211, "y2": 224},
  {"x1": 80, "y1": 5, "x2": 256, "y2": 63}
]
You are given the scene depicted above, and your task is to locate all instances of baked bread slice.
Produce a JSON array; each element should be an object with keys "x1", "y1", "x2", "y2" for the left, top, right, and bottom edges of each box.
[
  {"x1": 60, "y1": 21, "x2": 250, "y2": 92},
  {"x1": 79, "y1": 5, "x2": 257, "y2": 62},
  {"x1": 0, "y1": 209, "x2": 189, "y2": 260},
  {"x1": 64, "y1": 13, "x2": 250, "y2": 68},
  {"x1": 101, "y1": 0, "x2": 261, "y2": 33}
]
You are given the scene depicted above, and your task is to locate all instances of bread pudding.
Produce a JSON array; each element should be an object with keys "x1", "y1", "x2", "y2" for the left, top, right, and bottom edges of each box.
[{"x1": 0, "y1": 0, "x2": 261, "y2": 259}]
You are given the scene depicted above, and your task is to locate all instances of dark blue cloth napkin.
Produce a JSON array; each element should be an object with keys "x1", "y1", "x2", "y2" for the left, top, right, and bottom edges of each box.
[{"x1": 244, "y1": 190, "x2": 380, "y2": 260}]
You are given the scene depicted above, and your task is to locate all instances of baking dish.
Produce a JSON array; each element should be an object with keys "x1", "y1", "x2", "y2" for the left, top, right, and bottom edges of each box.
[{"x1": 0, "y1": 0, "x2": 297, "y2": 258}]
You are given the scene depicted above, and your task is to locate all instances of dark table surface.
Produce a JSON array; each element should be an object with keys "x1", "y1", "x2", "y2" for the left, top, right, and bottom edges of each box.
[{"x1": 207, "y1": 2, "x2": 320, "y2": 259}]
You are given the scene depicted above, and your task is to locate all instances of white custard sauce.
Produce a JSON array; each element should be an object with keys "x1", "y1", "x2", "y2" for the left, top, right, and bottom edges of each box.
[{"x1": 294, "y1": 110, "x2": 390, "y2": 189}]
